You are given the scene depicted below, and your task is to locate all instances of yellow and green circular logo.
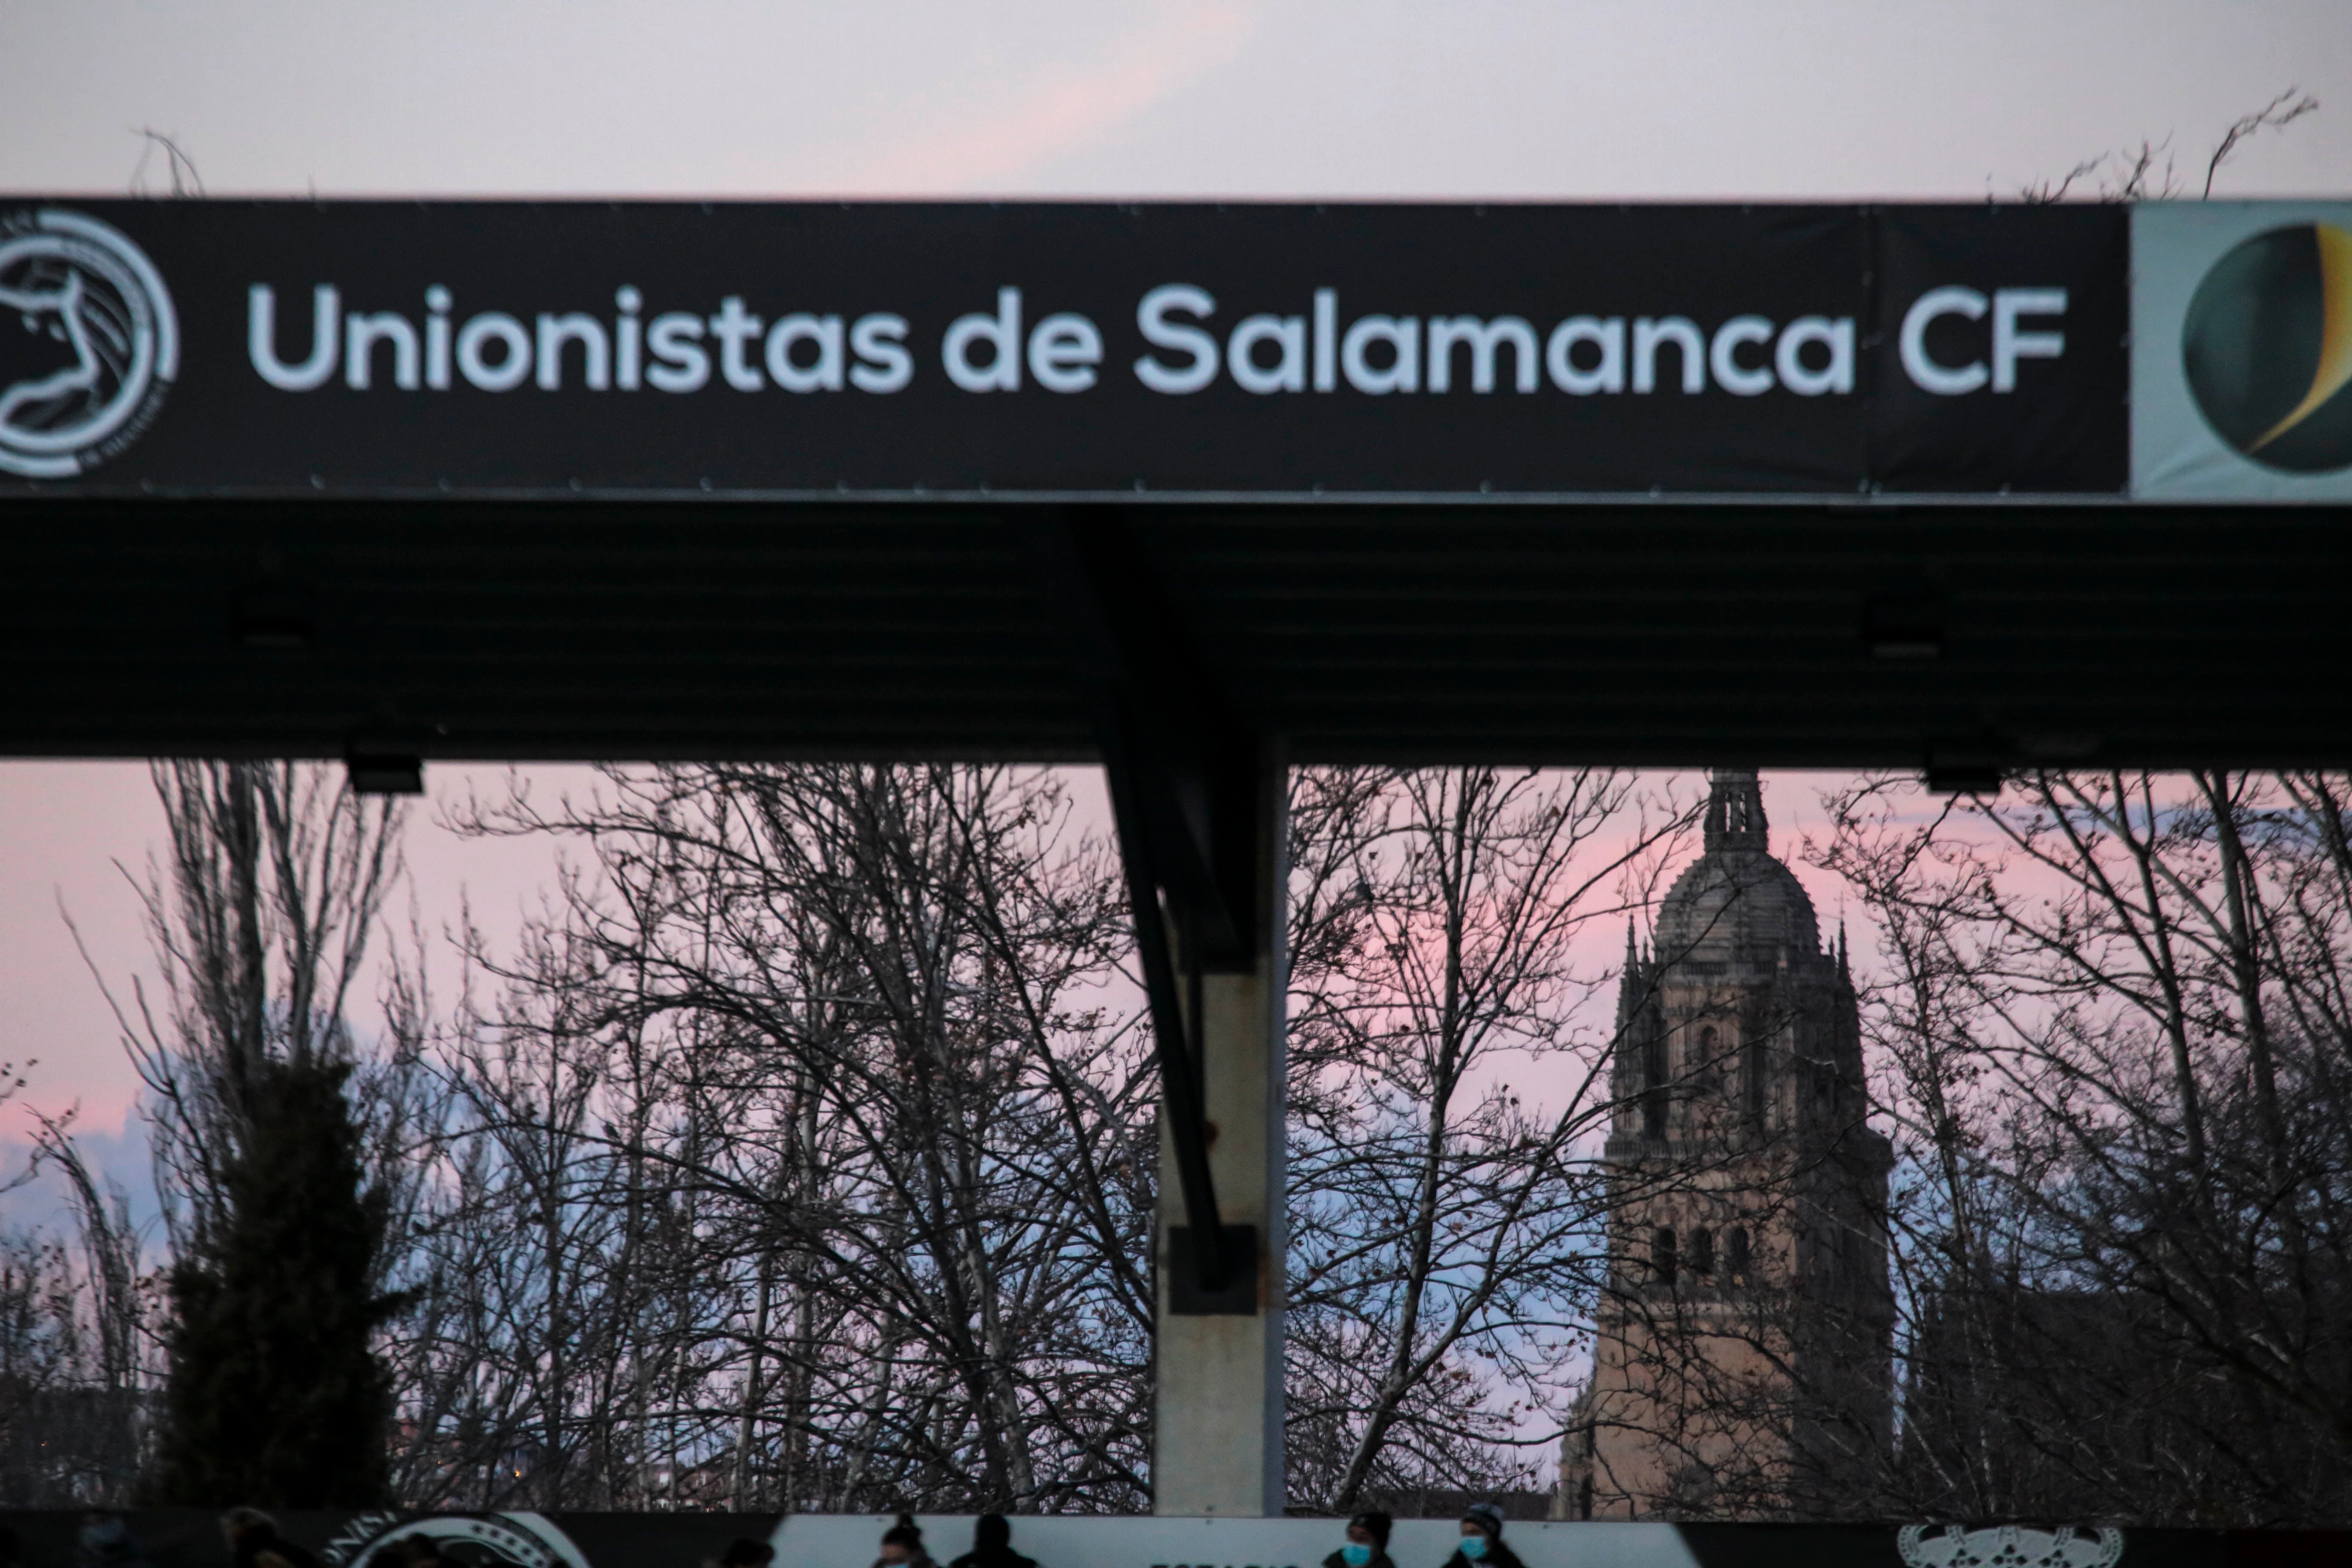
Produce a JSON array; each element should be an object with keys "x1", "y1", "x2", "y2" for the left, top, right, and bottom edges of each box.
[{"x1": 2183, "y1": 222, "x2": 2352, "y2": 474}]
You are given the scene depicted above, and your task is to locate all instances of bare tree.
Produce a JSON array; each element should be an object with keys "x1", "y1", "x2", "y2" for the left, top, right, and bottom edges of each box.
[
  {"x1": 2018, "y1": 86, "x2": 2318, "y2": 204},
  {"x1": 84, "y1": 763, "x2": 408, "y2": 1253},
  {"x1": 0, "y1": 1065, "x2": 152, "y2": 1506},
  {"x1": 45, "y1": 762, "x2": 429, "y2": 1504},
  {"x1": 2204, "y1": 88, "x2": 2320, "y2": 197},
  {"x1": 398, "y1": 762, "x2": 1722, "y2": 1517},
  {"x1": 403, "y1": 763, "x2": 1154, "y2": 1513},
  {"x1": 1807, "y1": 770, "x2": 2352, "y2": 1525},
  {"x1": 129, "y1": 129, "x2": 204, "y2": 198},
  {"x1": 1284, "y1": 766, "x2": 1698, "y2": 1512}
]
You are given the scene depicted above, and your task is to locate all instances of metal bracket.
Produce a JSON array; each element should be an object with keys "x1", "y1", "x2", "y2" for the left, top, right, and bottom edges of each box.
[
  {"x1": 1167, "y1": 1224, "x2": 1260, "y2": 1315},
  {"x1": 1026, "y1": 509, "x2": 1267, "y2": 1302}
]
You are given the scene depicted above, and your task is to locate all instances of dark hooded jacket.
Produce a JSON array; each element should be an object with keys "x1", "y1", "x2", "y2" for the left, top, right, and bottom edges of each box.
[{"x1": 949, "y1": 1517, "x2": 1036, "y2": 1568}]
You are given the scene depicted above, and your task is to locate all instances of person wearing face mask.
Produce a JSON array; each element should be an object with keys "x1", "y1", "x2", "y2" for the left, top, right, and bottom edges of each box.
[
  {"x1": 1323, "y1": 1510, "x2": 1394, "y2": 1568},
  {"x1": 873, "y1": 1516, "x2": 936, "y2": 1568},
  {"x1": 1442, "y1": 1504, "x2": 1523, "y2": 1568}
]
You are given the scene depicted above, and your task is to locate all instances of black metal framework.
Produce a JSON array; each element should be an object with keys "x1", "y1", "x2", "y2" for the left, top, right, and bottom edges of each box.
[
  {"x1": 10, "y1": 494, "x2": 2352, "y2": 1314},
  {"x1": 11, "y1": 500, "x2": 2352, "y2": 773},
  {"x1": 1028, "y1": 511, "x2": 1271, "y2": 1308}
]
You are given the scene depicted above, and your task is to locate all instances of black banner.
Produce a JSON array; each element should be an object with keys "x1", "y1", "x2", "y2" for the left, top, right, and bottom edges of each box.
[
  {"x1": 3, "y1": 1510, "x2": 2343, "y2": 1568},
  {"x1": 1871, "y1": 205, "x2": 2130, "y2": 491},
  {"x1": 0, "y1": 201, "x2": 2127, "y2": 498},
  {"x1": 0, "y1": 1509, "x2": 775, "y2": 1567}
]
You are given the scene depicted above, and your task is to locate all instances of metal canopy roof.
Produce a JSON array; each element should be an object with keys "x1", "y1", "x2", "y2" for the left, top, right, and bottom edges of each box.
[{"x1": 6, "y1": 497, "x2": 2348, "y2": 771}]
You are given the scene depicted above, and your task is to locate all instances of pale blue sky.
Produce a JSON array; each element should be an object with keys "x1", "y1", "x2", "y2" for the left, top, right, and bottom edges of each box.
[{"x1": 2, "y1": 2, "x2": 2348, "y2": 200}]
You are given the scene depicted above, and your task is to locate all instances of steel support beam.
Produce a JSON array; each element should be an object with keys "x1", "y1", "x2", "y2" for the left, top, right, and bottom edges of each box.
[
  {"x1": 1030, "y1": 510, "x2": 1260, "y2": 1295},
  {"x1": 1029, "y1": 510, "x2": 1288, "y2": 1514}
]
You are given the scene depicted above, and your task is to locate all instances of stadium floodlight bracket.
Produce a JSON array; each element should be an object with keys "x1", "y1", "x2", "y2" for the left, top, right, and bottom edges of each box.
[
  {"x1": 1924, "y1": 738, "x2": 2007, "y2": 797},
  {"x1": 1027, "y1": 509, "x2": 1265, "y2": 1308},
  {"x1": 346, "y1": 750, "x2": 425, "y2": 796}
]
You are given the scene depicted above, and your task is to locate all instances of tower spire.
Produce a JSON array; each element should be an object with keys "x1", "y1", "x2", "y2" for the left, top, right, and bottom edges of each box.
[
  {"x1": 1617, "y1": 918, "x2": 1642, "y2": 1026},
  {"x1": 1703, "y1": 768, "x2": 1769, "y2": 851}
]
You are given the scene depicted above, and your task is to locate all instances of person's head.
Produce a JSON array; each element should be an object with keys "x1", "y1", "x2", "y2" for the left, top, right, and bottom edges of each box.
[
  {"x1": 975, "y1": 1517, "x2": 1011, "y2": 1553},
  {"x1": 1342, "y1": 1510, "x2": 1391, "y2": 1563},
  {"x1": 221, "y1": 1510, "x2": 279, "y2": 1550},
  {"x1": 879, "y1": 1516, "x2": 925, "y2": 1565},
  {"x1": 76, "y1": 1515, "x2": 143, "y2": 1568},
  {"x1": 1459, "y1": 1504, "x2": 1505, "y2": 1557},
  {"x1": 719, "y1": 1540, "x2": 775, "y2": 1568}
]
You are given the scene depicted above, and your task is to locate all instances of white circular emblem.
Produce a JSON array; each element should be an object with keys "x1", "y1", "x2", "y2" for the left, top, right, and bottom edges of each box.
[
  {"x1": 323, "y1": 1511, "x2": 593, "y2": 1568},
  {"x1": 1898, "y1": 1524, "x2": 2125, "y2": 1568},
  {"x1": 0, "y1": 207, "x2": 179, "y2": 477}
]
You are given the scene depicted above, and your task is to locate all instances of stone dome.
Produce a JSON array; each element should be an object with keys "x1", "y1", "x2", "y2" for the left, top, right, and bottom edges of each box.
[{"x1": 1653, "y1": 771, "x2": 1822, "y2": 964}]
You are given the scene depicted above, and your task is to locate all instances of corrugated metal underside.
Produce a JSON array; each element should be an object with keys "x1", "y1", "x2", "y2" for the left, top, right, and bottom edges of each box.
[{"x1": 4, "y1": 499, "x2": 2346, "y2": 769}]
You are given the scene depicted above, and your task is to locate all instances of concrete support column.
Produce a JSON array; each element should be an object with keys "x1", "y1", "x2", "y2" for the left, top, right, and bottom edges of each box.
[{"x1": 1153, "y1": 761, "x2": 1286, "y2": 1517}]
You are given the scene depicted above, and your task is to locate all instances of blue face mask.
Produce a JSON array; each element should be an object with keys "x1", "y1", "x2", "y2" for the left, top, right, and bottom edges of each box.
[
  {"x1": 1343, "y1": 1547, "x2": 1372, "y2": 1566},
  {"x1": 1461, "y1": 1537, "x2": 1488, "y2": 1561}
]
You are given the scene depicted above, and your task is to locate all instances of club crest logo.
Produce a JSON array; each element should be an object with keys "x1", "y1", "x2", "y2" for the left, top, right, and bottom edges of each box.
[
  {"x1": 1897, "y1": 1525, "x2": 2124, "y2": 1568},
  {"x1": 320, "y1": 1510, "x2": 593, "y2": 1568},
  {"x1": 2182, "y1": 221, "x2": 2352, "y2": 474},
  {"x1": 0, "y1": 207, "x2": 178, "y2": 477}
]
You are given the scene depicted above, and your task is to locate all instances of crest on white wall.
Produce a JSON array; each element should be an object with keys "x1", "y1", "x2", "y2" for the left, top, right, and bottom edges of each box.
[{"x1": 1898, "y1": 1525, "x2": 2125, "y2": 1568}]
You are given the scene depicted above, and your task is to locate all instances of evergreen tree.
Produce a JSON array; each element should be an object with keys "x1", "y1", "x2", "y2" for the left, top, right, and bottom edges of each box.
[{"x1": 151, "y1": 1057, "x2": 398, "y2": 1506}]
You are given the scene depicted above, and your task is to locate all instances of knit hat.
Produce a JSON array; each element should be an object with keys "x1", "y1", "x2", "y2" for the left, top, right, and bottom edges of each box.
[
  {"x1": 1348, "y1": 1512, "x2": 1393, "y2": 1549},
  {"x1": 1461, "y1": 1503, "x2": 1506, "y2": 1539}
]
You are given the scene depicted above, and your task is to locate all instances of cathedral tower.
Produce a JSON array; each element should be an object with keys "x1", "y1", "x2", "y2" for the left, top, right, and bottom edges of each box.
[{"x1": 1559, "y1": 771, "x2": 1893, "y2": 1519}]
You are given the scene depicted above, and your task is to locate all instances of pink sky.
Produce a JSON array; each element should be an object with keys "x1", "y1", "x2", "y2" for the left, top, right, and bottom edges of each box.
[
  {"x1": 0, "y1": 764, "x2": 603, "y2": 1139},
  {"x1": 4, "y1": 3, "x2": 2347, "y2": 199},
  {"x1": 0, "y1": 764, "x2": 1858, "y2": 1145}
]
